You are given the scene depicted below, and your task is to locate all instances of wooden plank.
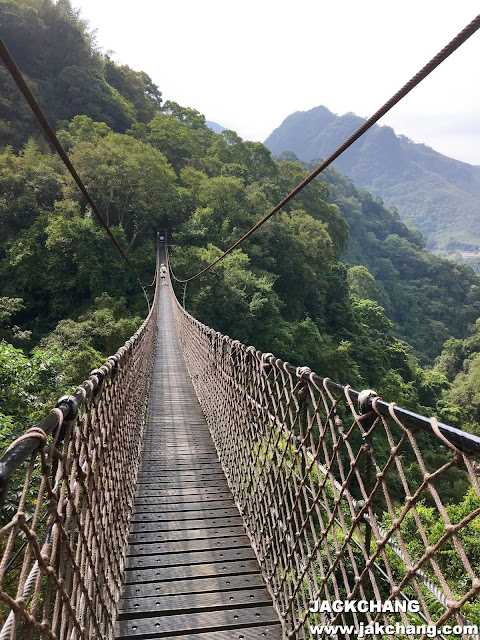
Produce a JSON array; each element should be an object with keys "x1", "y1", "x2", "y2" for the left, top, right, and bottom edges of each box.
[
  {"x1": 116, "y1": 606, "x2": 281, "y2": 638},
  {"x1": 134, "y1": 486, "x2": 231, "y2": 497},
  {"x1": 133, "y1": 491, "x2": 233, "y2": 504},
  {"x1": 137, "y1": 469, "x2": 225, "y2": 476},
  {"x1": 125, "y1": 546, "x2": 257, "y2": 570},
  {"x1": 134, "y1": 478, "x2": 230, "y2": 488},
  {"x1": 128, "y1": 525, "x2": 246, "y2": 544},
  {"x1": 131, "y1": 506, "x2": 241, "y2": 523},
  {"x1": 143, "y1": 451, "x2": 218, "y2": 457},
  {"x1": 130, "y1": 516, "x2": 241, "y2": 534},
  {"x1": 150, "y1": 629, "x2": 283, "y2": 640},
  {"x1": 135, "y1": 474, "x2": 227, "y2": 484},
  {"x1": 138, "y1": 466, "x2": 222, "y2": 473},
  {"x1": 121, "y1": 573, "x2": 267, "y2": 599},
  {"x1": 127, "y1": 534, "x2": 252, "y2": 557},
  {"x1": 134, "y1": 490, "x2": 232, "y2": 500},
  {"x1": 133, "y1": 499, "x2": 237, "y2": 514},
  {"x1": 118, "y1": 587, "x2": 274, "y2": 617},
  {"x1": 123, "y1": 558, "x2": 264, "y2": 585},
  {"x1": 140, "y1": 457, "x2": 219, "y2": 461}
]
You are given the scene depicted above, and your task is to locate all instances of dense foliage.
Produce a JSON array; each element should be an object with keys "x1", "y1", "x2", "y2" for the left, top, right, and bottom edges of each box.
[
  {"x1": 0, "y1": 0, "x2": 162, "y2": 146},
  {"x1": 0, "y1": 0, "x2": 478, "y2": 485},
  {"x1": 1, "y1": 0, "x2": 480, "y2": 618}
]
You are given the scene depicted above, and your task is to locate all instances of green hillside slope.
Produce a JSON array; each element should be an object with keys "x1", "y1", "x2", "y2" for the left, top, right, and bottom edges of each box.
[
  {"x1": 264, "y1": 106, "x2": 480, "y2": 262},
  {"x1": 2, "y1": 0, "x2": 480, "y2": 441},
  {"x1": 0, "y1": 0, "x2": 162, "y2": 146}
]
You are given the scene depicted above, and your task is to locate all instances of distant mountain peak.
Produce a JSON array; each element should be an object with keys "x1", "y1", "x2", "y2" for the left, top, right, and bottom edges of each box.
[
  {"x1": 264, "y1": 106, "x2": 480, "y2": 261},
  {"x1": 206, "y1": 120, "x2": 225, "y2": 134}
]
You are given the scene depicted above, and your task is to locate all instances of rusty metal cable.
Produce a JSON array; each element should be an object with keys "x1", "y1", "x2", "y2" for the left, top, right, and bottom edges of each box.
[
  {"x1": 0, "y1": 38, "x2": 153, "y2": 301},
  {"x1": 171, "y1": 13, "x2": 480, "y2": 283}
]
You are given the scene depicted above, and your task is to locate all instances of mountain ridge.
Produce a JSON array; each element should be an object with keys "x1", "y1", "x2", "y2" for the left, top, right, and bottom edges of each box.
[{"x1": 264, "y1": 106, "x2": 480, "y2": 263}]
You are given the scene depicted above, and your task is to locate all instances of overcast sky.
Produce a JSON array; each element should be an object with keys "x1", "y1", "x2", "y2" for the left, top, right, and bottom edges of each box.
[{"x1": 70, "y1": 0, "x2": 480, "y2": 165}]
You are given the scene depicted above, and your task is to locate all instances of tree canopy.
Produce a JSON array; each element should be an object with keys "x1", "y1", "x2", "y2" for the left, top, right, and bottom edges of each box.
[{"x1": 1, "y1": 0, "x2": 480, "y2": 521}]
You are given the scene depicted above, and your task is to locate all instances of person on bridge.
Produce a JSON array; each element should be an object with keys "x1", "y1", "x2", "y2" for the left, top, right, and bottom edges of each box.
[{"x1": 160, "y1": 263, "x2": 167, "y2": 285}]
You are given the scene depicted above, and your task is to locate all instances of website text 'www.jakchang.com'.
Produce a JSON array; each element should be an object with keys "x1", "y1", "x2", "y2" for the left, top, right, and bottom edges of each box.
[{"x1": 309, "y1": 622, "x2": 479, "y2": 637}]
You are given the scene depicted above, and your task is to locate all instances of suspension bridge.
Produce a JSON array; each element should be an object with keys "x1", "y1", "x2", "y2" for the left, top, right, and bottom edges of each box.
[
  {"x1": 1, "y1": 243, "x2": 480, "y2": 639},
  {"x1": 116, "y1": 252, "x2": 282, "y2": 639},
  {"x1": 2, "y1": 14, "x2": 480, "y2": 640}
]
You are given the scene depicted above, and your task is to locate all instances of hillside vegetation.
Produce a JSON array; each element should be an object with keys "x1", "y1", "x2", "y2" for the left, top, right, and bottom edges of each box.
[
  {"x1": 0, "y1": 0, "x2": 162, "y2": 143},
  {"x1": 264, "y1": 106, "x2": 480, "y2": 265},
  {"x1": 1, "y1": 0, "x2": 480, "y2": 446}
]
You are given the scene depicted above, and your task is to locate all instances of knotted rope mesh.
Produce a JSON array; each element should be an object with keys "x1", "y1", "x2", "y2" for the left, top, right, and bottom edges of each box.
[
  {"x1": 2, "y1": 260, "x2": 480, "y2": 640},
  {"x1": 172, "y1": 290, "x2": 480, "y2": 640},
  {"x1": 0, "y1": 284, "x2": 158, "y2": 639}
]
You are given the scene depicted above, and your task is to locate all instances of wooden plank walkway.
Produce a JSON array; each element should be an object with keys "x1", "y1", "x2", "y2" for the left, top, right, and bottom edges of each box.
[{"x1": 115, "y1": 284, "x2": 283, "y2": 639}]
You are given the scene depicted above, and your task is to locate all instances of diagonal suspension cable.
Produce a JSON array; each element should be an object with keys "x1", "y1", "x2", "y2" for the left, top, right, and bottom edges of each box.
[
  {"x1": 170, "y1": 13, "x2": 480, "y2": 284},
  {"x1": 0, "y1": 38, "x2": 153, "y2": 305}
]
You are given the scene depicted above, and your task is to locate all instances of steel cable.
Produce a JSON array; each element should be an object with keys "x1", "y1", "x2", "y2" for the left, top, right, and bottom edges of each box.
[
  {"x1": 170, "y1": 13, "x2": 480, "y2": 284},
  {"x1": 0, "y1": 38, "x2": 154, "y2": 304}
]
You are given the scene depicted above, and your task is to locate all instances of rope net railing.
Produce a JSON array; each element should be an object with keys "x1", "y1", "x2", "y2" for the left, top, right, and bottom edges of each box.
[
  {"x1": 0, "y1": 258, "x2": 159, "y2": 639},
  {"x1": 171, "y1": 288, "x2": 480, "y2": 640}
]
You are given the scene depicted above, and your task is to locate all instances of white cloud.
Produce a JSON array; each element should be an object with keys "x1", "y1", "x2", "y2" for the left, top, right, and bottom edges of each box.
[{"x1": 71, "y1": 0, "x2": 480, "y2": 163}]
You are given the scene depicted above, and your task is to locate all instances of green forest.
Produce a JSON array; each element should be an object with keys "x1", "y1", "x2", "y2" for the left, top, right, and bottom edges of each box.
[{"x1": 2, "y1": 0, "x2": 480, "y2": 449}]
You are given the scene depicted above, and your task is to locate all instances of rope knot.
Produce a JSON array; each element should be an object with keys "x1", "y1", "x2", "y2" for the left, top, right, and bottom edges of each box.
[
  {"x1": 260, "y1": 353, "x2": 274, "y2": 374},
  {"x1": 357, "y1": 389, "x2": 378, "y2": 414},
  {"x1": 296, "y1": 366, "x2": 312, "y2": 379},
  {"x1": 4, "y1": 426, "x2": 48, "y2": 454},
  {"x1": 55, "y1": 396, "x2": 79, "y2": 423}
]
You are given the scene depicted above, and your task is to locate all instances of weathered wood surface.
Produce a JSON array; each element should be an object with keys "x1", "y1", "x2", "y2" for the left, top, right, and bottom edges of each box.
[{"x1": 115, "y1": 287, "x2": 283, "y2": 639}]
